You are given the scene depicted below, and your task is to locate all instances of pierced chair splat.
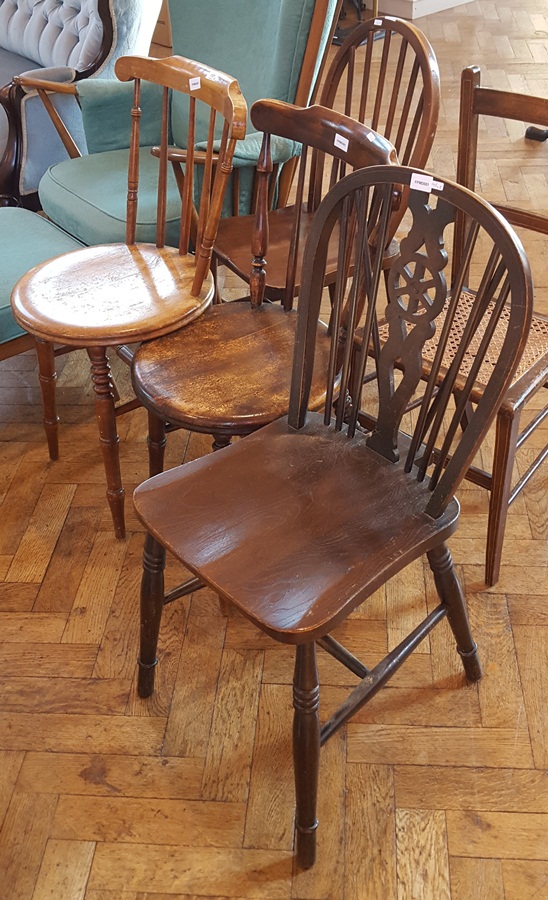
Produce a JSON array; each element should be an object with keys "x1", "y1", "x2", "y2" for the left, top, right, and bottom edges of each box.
[
  {"x1": 11, "y1": 54, "x2": 247, "y2": 538},
  {"x1": 133, "y1": 166, "x2": 533, "y2": 867}
]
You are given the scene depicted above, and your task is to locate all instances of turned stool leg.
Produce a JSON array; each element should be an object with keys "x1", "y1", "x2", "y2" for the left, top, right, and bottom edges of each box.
[
  {"x1": 35, "y1": 338, "x2": 59, "y2": 460},
  {"x1": 293, "y1": 642, "x2": 321, "y2": 869},
  {"x1": 87, "y1": 346, "x2": 125, "y2": 539}
]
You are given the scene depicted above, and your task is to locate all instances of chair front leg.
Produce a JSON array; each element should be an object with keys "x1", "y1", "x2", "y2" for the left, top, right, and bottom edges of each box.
[
  {"x1": 87, "y1": 345, "x2": 125, "y2": 539},
  {"x1": 138, "y1": 532, "x2": 166, "y2": 698},
  {"x1": 34, "y1": 337, "x2": 59, "y2": 460},
  {"x1": 293, "y1": 641, "x2": 321, "y2": 869},
  {"x1": 427, "y1": 542, "x2": 482, "y2": 682},
  {"x1": 486, "y1": 408, "x2": 520, "y2": 587}
]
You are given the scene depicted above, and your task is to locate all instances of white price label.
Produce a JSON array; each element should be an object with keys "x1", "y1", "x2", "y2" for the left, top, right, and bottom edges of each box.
[
  {"x1": 410, "y1": 173, "x2": 444, "y2": 193},
  {"x1": 189, "y1": 76, "x2": 201, "y2": 91},
  {"x1": 374, "y1": 18, "x2": 382, "y2": 25},
  {"x1": 334, "y1": 133, "x2": 349, "y2": 152}
]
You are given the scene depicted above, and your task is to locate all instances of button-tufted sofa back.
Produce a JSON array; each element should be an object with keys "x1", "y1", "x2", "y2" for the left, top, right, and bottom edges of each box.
[{"x1": 0, "y1": 0, "x2": 106, "y2": 71}]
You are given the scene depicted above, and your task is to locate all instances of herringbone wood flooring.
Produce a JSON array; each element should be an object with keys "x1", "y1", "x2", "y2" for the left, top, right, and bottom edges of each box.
[{"x1": 1, "y1": 1, "x2": 547, "y2": 897}]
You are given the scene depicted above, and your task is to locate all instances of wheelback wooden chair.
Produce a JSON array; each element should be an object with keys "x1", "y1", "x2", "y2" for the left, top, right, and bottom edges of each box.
[
  {"x1": 11, "y1": 54, "x2": 247, "y2": 539},
  {"x1": 133, "y1": 165, "x2": 532, "y2": 867},
  {"x1": 212, "y1": 14, "x2": 440, "y2": 305}
]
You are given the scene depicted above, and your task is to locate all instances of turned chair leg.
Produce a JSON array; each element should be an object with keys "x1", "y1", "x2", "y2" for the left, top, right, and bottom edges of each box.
[
  {"x1": 87, "y1": 346, "x2": 125, "y2": 539},
  {"x1": 138, "y1": 532, "x2": 166, "y2": 698},
  {"x1": 212, "y1": 433, "x2": 232, "y2": 452},
  {"x1": 293, "y1": 642, "x2": 321, "y2": 869},
  {"x1": 147, "y1": 412, "x2": 167, "y2": 478},
  {"x1": 486, "y1": 410, "x2": 520, "y2": 587},
  {"x1": 427, "y1": 543, "x2": 482, "y2": 682},
  {"x1": 35, "y1": 338, "x2": 59, "y2": 460}
]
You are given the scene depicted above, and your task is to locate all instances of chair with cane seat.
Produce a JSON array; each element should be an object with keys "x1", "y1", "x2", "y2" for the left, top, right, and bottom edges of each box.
[
  {"x1": 11, "y1": 54, "x2": 247, "y2": 538},
  {"x1": 133, "y1": 165, "x2": 532, "y2": 867},
  {"x1": 452, "y1": 65, "x2": 548, "y2": 585}
]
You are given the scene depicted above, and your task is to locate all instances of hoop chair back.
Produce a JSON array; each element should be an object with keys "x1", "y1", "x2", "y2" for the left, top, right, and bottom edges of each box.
[{"x1": 319, "y1": 15, "x2": 439, "y2": 238}]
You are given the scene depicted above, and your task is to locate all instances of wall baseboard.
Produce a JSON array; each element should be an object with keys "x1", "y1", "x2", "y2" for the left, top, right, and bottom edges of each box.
[{"x1": 379, "y1": 0, "x2": 468, "y2": 20}]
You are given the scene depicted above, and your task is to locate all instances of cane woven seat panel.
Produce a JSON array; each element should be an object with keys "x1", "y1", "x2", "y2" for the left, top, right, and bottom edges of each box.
[{"x1": 377, "y1": 289, "x2": 548, "y2": 390}]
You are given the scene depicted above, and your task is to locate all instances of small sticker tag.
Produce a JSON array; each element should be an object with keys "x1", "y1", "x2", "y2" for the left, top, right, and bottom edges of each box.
[
  {"x1": 367, "y1": 132, "x2": 376, "y2": 142},
  {"x1": 410, "y1": 172, "x2": 434, "y2": 193},
  {"x1": 374, "y1": 18, "x2": 382, "y2": 25},
  {"x1": 334, "y1": 133, "x2": 349, "y2": 152},
  {"x1": 189, "y1": 76, "x2": 201, "y2": 91},
  {"x1": 410, "y1": 173, "x2": 445, "y2": 193}
]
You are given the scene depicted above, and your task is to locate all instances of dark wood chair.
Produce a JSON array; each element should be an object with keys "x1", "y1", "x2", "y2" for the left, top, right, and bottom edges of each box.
[
  {"x1": 133, "y1": 165, "x2": 532, "y2": 867},
  {"x1": 452, "y1": 66, "x2": 548, "y2": 585},
  {"x1": 212, "y1": 14, "x2": 439, "y2": 301},
  {"x1": 130, "y1": 99, "x2": 397, "y2": 477},
  {"x1": 10, "y1": 55, "x2": 247, "y2": 539}
]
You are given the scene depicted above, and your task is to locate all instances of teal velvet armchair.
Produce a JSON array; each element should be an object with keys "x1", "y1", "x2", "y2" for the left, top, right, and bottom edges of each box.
[{"x1": 21, "y1": 0, "x2": 341, "y2": 245}]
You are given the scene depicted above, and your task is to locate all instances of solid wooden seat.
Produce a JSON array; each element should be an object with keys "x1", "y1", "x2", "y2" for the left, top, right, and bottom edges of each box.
[
  {"x1": 11, "y1": 55, "x2": 247, "y2": 538},
  {"x1": 135, "y1": 413, "x2": 461, "y2": 640},
  {"x1": 133, "y1": 165, "x2": 533, "y2": 868},
  {"x1": 213, "y1": 14, "x2": 439, "y2": 304},
  {"x1": 131, "y1": 100, "x2": 397, "y2": 472},
  {"x1": 133, "y1": 302, "x2": 331, "y2": 435}
]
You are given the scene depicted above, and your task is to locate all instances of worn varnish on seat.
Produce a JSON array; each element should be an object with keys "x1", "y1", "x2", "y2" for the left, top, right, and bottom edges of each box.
[
  {"x1": 133, "y1": 165, "x2": 532, "y2": 867},
  {"x1": 11, "y1": 54, "x2": 247, "y2": 538}
]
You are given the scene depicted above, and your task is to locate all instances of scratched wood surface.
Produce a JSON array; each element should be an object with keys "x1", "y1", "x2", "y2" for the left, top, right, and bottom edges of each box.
[{"x1": 0, "y1": 1, "x2": 547, "y2": 896}]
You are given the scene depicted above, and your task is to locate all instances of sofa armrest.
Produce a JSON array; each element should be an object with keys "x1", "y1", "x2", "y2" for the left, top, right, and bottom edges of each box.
[
  {"x1": 14, "y1": 70, "x2": 81, "y2": 161},
  {"x1": 15, "y1": 67, "x2": 79, "y2": 92}
]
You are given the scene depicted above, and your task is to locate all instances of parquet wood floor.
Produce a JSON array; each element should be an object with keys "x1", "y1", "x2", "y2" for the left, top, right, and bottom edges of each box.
[{"x1": 1, "y1": 2, "x2": 547, "y2": 897}]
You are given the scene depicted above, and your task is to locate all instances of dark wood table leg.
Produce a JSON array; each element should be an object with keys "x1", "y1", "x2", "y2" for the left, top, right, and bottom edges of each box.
[
  {"x1": 87, "y1": 345, "x2": 126, "y2": 539},
  {"x1": 34, "y1": 337, "x2": 59, "y2": 460}
]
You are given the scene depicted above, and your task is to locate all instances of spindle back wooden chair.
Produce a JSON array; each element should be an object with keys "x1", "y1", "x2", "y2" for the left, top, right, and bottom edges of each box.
[
  {"x1": 11, "y1": 54, "x2": 247, "y2": 538},
  {"x1": 133, "y1": 165, "x2": 532, "y2": 868},
  {"x1": 130, "y1": 99, "x2": 397, "y2": 476},
  {"x1": 212, "y1": 15, "x2": 439, "y2": 304}
]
